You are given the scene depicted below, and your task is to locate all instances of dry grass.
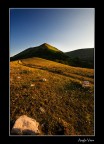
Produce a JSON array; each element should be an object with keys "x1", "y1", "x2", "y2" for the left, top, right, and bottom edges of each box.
[{"x1": 10, "y1": 57, "x2": 94, "y2": 135}]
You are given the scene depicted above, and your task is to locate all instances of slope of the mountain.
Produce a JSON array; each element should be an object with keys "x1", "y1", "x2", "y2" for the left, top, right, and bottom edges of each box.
[
  {"x1": 10, "y1": 58, "x2": 94, "y2": 135},
  {"x1": 10, "y1": 43, "x2": 69, "y2": 62},
  {"x1": 65, "y1": 48, "x2": 94, "y2": 61},
  {"x1": 10, "y1": 44, "x2": 94, "y2": 68},
  {"x1": 65, "y1": 48, "x2": 94, "y2": 68}
]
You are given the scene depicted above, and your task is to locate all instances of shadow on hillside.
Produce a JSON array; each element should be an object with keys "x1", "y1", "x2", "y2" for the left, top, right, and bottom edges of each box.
[
  {"x1": 20, "y1": 62, "x2": 93, "y2": 83},
  {"x1": 21, "y1": 62, "x2": 72, "y2": 78}
]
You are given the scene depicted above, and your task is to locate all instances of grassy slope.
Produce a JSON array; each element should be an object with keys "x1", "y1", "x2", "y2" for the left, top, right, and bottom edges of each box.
[
  {"x1": 10, "y1": 57, "x2": 94, "y2": 135},
  {"x1": 42, "y1": 43, "x2": 60, "y2": 52},
  {"x1": 65, "y1": 48, "x2": 94, "y2": 61},
  {"x1": 65, "y1": 48, "x2": 94, "y2": 68}
]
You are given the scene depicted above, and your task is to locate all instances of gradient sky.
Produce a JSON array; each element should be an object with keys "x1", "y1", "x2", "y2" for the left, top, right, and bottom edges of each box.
[{"x1": 10, "y1": 8, "x2": 94, "y2": 57}]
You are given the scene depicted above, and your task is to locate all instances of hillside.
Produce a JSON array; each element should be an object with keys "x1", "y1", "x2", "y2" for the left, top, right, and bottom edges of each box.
[
  {"x1": 10, "y1": 44, "x2": 94, "y2": 69},
  {"x1": 10, "y1": 43, "x2": 69, "y2": 62},
  {"x1": 10, "y1": 57, "x2": 94, "y2": 135},
  {"x1": 65, "y1": 48, "x2": 94, "y2": 68},
  {"x1": 65, "y1": 48, "x2": 94, "y2": 61}
]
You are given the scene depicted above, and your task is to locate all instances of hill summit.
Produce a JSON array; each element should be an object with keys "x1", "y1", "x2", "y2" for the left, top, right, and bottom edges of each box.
[
  {"x1": 10, "y1": 43, "x2": 69, "y2": 62},
  {"x1": 39, "y1": 43, "x2": 61, "y2": 52}
]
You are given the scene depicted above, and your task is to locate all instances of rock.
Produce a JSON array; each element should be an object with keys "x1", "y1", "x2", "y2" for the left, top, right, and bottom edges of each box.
[
  {"x1": 11, "y1": 115, "x2": 41, "y2": 135},
  {"x1": 39, "y1": 78, "x2": 47, "y2": 82},
  {"x1": 30, "y1": 84, "x2": 35, "y2": 87},
  {"x1": 18, "y1": 60, "x2": 22, "y2": 64},
  {"x1": 42, "y1": 78, "x2": 47, "y2": 82},
  {"x1": 39, "y1": 107, "x2": 45, "y2": 113},
  {"x1": 82, "y1": 81, "x2": 90, "y2": 87},
  {"x1": 17, "y1": 76, "x2": 21, "y2": 79}
]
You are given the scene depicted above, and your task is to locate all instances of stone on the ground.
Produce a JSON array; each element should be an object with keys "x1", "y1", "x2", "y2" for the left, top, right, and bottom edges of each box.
[
  {"x1": 30, "y1": 84, "x2": 35, "y2": 87},
  {"x1": 39, "y1": 107, "x2": 45, "y2": 113},
  {"x1": 42, "y1": 78, "x2": 47, "y2": 82},
  {"x1": 11, "y1": 115, "x2": 41, "y2": 135},
  {"x1": 82, "y1": 81, "x2": 90, "y2": 87}
]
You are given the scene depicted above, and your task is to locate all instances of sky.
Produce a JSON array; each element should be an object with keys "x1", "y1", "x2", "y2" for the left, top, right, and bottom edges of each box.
[{"x1": 10, "y1": 8, "x2": 94, "y2": 57}]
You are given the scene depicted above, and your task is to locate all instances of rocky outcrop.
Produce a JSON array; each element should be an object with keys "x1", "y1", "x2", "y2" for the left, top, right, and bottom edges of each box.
[{"x1": 11, "y1": 115, "x2": 41, "y2": 135}]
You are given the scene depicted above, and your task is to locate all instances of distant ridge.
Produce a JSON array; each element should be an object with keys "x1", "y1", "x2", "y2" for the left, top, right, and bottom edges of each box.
[
  {"x1": 65, "y1": 48, "x2": 94, "y2": 62},
  {"x1": 64, "y1": 48, "x2": 94, "y2": 68}
]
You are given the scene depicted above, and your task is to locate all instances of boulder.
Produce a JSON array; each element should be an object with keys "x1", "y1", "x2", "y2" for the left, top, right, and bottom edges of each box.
[{"x1": 11, "y1": 115, "x2": 41, "y2": 135}]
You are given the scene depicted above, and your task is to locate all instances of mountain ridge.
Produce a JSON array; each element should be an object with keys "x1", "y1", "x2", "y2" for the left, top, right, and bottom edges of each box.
[
  {"x1": 10, "y1": 43, "x2": 94, "y2": 68},
  {"x1": 65, "y1": 48, "x2": 94, "y2": 61}
]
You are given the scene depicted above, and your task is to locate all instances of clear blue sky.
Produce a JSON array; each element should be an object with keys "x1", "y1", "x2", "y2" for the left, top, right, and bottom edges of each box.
[{"x1": 10, "y1": 8, "x2": 94, "y2": 57}]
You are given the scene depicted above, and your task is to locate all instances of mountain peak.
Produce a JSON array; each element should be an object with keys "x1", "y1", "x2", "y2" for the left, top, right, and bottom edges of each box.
[
  {"x1": 40, "y1": 43, "x2": 62, "y2": 53},
  {"x1": 41, "y1": 43, "x2": 50, "y2": 47},
  {"x1": 43, "y1": 43, "x2": 48, "y2": 45},
  {"x1": 10, "y1": 42, "x2": 68, "y2": 62}
]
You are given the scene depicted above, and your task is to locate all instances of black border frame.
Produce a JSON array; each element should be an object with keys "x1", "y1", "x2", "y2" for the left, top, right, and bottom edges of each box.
[{"x1": 1, "y1": 0, "x2": 96, "y2": 143}]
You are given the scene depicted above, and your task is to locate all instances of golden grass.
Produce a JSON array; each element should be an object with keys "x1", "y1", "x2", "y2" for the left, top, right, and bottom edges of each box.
[
  {"x1": 21, "y1": 57, "x2": 94, "y2": 83},
  {"x1": 10, "y1": 58, "x2": 94, "y2": 135},
  {"x1": 44, "y1": 43, "x2": 60, "y2": 52}
]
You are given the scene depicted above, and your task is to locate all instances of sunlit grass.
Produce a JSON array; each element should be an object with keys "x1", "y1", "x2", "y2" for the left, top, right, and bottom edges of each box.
[
  {"x1": 44, "y1": 43, "x2": 60, "y2": 52},
  {"x1": 10, "y1": 58, "x2": 94, "y2": 135}
]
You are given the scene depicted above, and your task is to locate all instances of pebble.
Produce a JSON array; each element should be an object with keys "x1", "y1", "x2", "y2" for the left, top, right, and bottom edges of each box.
[
  {"x1": 17, "y1": 76, "x2": 21, "y2": 79},
  {"x1": 30, "y1": 84, "x2": 35, "y2": 87}
]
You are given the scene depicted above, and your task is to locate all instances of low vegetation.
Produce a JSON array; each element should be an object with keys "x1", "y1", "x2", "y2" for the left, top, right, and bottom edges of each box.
[{"x1": 10, "y1": 57, "x2": 94, "y2": 135}]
